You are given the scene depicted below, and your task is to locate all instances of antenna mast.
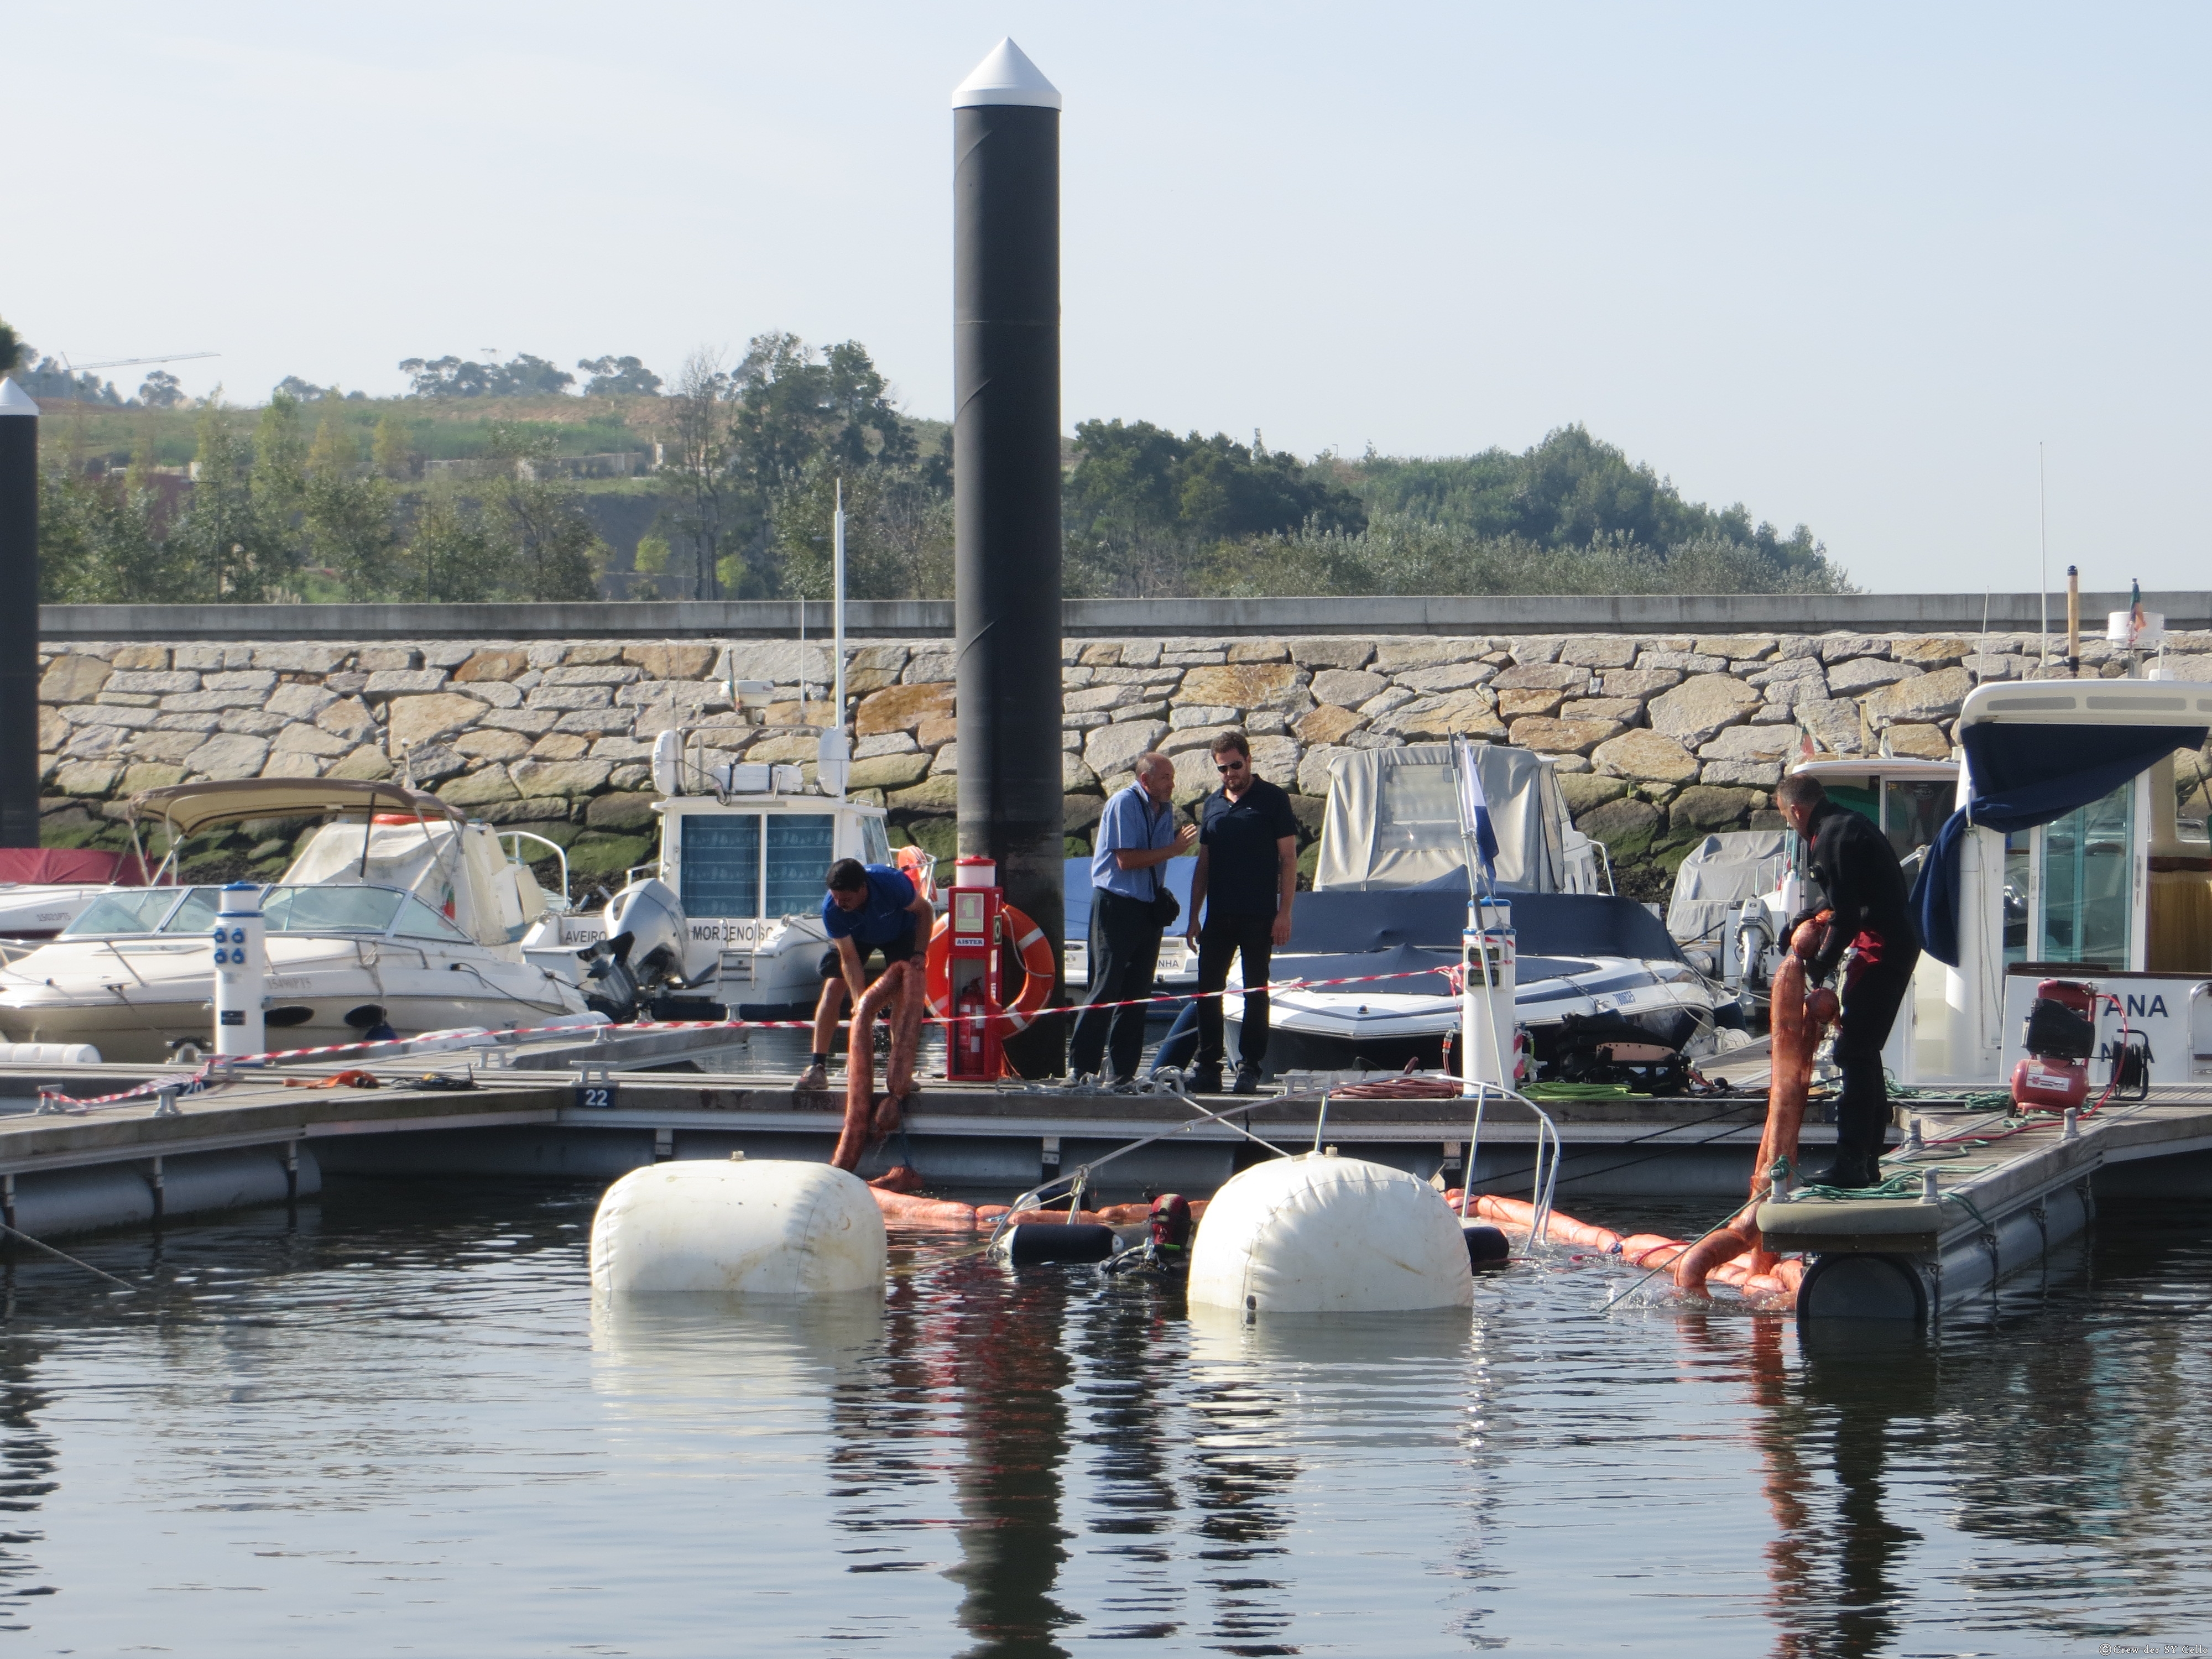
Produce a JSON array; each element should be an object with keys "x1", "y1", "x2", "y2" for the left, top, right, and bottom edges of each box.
[{"x1": 2038, "y1": 442, "x2": 2050, "y2": 674}]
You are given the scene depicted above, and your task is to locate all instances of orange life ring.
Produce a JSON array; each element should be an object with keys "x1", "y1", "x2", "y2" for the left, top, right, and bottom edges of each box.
[{"x1": 925, "y1": 902, "x2": 1054, "y2": 1033}]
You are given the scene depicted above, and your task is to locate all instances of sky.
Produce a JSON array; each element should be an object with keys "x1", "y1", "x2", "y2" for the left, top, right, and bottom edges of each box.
[{"x1": 14, "y1": 2, "x2": 2210, "y2": 594}]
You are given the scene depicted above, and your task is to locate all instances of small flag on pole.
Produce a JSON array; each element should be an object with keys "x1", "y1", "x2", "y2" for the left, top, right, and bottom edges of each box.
[{"x1": 1454, "y1": 738, "x2": 1500, "y2": 875}]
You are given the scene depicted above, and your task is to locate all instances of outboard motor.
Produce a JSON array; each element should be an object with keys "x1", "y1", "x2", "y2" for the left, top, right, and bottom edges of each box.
[
  {"x1": 2012, "y1": 978, "x2": 2099, "y2": 1110},
  {"x1": 578, "y1": 932, "x2": 642, "y2": 1022},
  {"x1": 604, "y1": 877, "x2": 687, "y2": 988}
]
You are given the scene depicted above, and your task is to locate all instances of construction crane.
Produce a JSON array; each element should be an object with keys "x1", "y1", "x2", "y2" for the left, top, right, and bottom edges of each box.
[{"x1": 60, "y1": 351, "x2": 220, "y2": 373}]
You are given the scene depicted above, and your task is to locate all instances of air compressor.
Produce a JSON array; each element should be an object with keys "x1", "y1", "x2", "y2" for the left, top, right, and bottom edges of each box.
[{"x1": 2011, "y1": 978, "x2": 2099, "y2": 1110}]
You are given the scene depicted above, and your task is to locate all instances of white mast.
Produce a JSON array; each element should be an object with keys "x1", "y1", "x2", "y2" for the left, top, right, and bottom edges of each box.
[
  {"x1": 814, "y1": 479, "x2": 853, "y2": 800},
  {"x1": 833, "y1": 477, "x2": 847, "y2": 732}
]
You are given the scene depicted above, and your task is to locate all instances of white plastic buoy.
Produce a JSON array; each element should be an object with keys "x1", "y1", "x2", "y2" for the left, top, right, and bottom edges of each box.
[
  {"x1": 1187, "y1": 1153, "x2": 1474, "y2": 1314},
  {"x1": 589, "y1": 1158, "x2": 886, "y2": 1297}
]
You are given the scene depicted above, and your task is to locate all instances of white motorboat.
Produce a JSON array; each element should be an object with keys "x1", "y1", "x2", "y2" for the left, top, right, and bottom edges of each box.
[
  {"x1": 0, "y1": 847, "x2": 166, "y2": 945},
  {"x1": 1875, "y1": 677, "x2": 2211, "y2": 1089},
  {"x1": 1062, "y1": 855, "x2": 1198, "y2": 990},
  {"x1": 1665, "y1": 828, "x2": 1792, "y2": 980},
  {"x1": 0, "y1": 779, "x2": 586, "y2": 1062},
  {"x1": 1226, "y1": 743, "x2": 1734, "y2": 1082},
  {"x1": 521, "y1": 736, "x2": 904, "y2": 1020}
]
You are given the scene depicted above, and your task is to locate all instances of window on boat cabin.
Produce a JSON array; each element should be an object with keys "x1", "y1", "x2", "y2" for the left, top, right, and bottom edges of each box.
[
  {"x1": 395, "y1": 895, "x2": 473, "y2": 942},
  {"x1": 2002, "y1": 781, "x2": 2135, "y2": 969},
  {"x1": 677, "y1": 813, "x2": 838, "y2": 920},
  {"x1": 860, "y1": 815, "x2": 893, "y2": 867},
  {"x1": 1881, "y1": 779, "x2": 1949, "y2": 860},
  {"x1": 262, "y1": 885, "x2": 405, "y2": 934},
  {"x1": 63, "y1": 888, "x2": 188, "y2": 936},
  {"x1": 1374, "y1": 762, "x2": 1459, "y2": 857},
  {"x1": 765, "y1": 816, "x2": 834, "y2": 916},
  {"x1": 679, "y1": 815, "x2": 760, "y2": 919}
]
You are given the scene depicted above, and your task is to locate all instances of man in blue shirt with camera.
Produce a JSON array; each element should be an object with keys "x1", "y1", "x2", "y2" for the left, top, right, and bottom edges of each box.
[{"x1": 1070, "y1": 752, "x2": 1195, "y2": 1088}]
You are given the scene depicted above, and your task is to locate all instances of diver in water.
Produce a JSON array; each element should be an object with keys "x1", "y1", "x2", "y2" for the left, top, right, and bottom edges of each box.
[{"x1": 1105, "y1": 1193, "x2": 1194, "y2": 1281}]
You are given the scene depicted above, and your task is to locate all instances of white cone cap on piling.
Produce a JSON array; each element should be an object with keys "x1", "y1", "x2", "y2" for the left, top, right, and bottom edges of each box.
[
  {"x1": 0, "y1": 379, "x2": 38, "y2": 416},
  {"x1": 952, "y1": 38, "x2": 1061, "y2": 109}
]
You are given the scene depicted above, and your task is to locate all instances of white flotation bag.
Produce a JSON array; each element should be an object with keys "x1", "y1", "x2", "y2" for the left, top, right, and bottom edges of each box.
[
  {"x1": 0, "y1": 1042, "x2": 103, "y2": 1065},
  {"x1": 1187, "y1": 1152, "x2": 1474, "y2": 1314},
  {"x1": 590, "y1": 1157, "x2": 886, "y2": 1297}
]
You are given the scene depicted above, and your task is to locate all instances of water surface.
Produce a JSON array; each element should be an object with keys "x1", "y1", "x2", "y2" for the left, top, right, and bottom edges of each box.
[{"x1": 0, "y1": 1180, "x2": 2205, "y2": 1656}]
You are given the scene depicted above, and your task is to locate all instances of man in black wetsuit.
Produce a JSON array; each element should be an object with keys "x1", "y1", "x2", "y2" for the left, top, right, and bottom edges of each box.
[{"x1": 1776, "y1": 774, "x2": 1921, "y2": 1189}]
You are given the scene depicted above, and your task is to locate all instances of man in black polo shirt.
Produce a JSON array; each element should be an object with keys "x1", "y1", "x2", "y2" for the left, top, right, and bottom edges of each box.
[{"x1": 1186, "y1": 729, "x2": 1300, "y2": 1094}]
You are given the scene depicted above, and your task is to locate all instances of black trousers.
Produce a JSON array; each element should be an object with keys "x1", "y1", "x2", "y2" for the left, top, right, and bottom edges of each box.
[
  {"x1": 1069, "y1": 889, "x2": 1162, "y2": 1080},
  {"x1": 1195, "y1": 911, "x2": 1275, "y2": 1071},
  {"x1": 1833, "y1": 940, "x2": 1918, "y2": 1159}
]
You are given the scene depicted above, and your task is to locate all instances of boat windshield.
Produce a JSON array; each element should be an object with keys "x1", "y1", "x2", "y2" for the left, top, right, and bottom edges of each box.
[
  {"x1": 262, "y1": 886, "x2": 406, "y2": 934},
  {"x1": 61, "y1": 889, "x2": 185, "y2": 936},
  {"x1": 60, "y1": 884, "x2": 469, "y2": 942}
]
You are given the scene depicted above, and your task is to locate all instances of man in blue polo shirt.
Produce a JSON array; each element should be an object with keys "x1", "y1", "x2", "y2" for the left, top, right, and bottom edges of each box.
[
  {"x1": 1069, "y1": 752, "x2": 1196, "y2": 1088},
  {"x1": 799, "y1": 857, "x2": 935, "y2": 1093}
]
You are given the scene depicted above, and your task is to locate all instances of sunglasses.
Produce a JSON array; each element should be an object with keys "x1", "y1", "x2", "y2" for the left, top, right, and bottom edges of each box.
[{"x1": 1215, "y1": 759, "x2": 1246, "y2": 773}]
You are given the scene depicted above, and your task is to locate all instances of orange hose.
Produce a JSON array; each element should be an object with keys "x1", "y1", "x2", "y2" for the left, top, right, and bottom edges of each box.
[
  {"x1": 1674, "y1": 921, "x2": 1837, "y2": 1297},
  {"x1": 869, "y1": 1186, "x2": 984, "y2": 1229},
  {"x1": 834, "y1": 961, "x2": 916, "y2": 1171}
]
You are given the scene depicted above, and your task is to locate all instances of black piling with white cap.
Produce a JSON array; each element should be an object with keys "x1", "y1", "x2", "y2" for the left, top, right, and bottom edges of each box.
[
  {"x1": 0, "y1": 380, "x2": 38, "y2": 849},
  {"x1": 952, "y1": 38, "x2": 1066, "y2": 1071}
]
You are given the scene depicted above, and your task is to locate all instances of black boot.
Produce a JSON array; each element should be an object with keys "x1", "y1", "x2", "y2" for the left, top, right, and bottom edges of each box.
[
  {"x1": 1812, "y1": 1052, "x2": 1890, "y2": 1190},
  {"x1": 1803, "y1": 1148, "x2": 1880, "y2": 1190}
]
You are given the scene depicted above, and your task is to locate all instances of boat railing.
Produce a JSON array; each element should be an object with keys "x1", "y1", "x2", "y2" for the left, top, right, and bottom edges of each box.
[{"x1": 499, "y1": 832, "x2": 572, "y2": 915}]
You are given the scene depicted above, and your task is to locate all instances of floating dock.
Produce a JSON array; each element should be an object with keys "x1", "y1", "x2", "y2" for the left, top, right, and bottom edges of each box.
[
  {"x1": 1762, "y1": 1087, "x2": 2212, "y2": 1319},
  {"x1": 3, "y1": 1028, "x2": 2208, "y2": 1326}
]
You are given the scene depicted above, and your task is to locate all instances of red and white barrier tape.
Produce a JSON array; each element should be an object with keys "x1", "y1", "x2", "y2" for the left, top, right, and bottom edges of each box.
[{"x1": 32, "y1": 964, "x2": 1456, "y2": 1113}]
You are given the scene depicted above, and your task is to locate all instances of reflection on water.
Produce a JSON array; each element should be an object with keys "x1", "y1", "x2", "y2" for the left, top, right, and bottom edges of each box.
[{"x1": 0, "y1": 1181, "x2": 2199, "y2": 1655}]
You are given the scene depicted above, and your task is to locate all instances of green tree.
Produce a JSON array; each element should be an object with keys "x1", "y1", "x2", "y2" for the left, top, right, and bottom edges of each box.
[
  {"x1": 630, "y1": 533, "x2": 672, "y2": 599},
  {"x1": 403, "y1": 479, "x2": 505, "y2": 601},
  {"x1": 372, "y1": 415, "x2": 411, "y2": 480},
  {"x1": 1350, "y1": 424, "x2": 1835, "y2": 583},
  {"x1": 578, "y1": 356, "x2": 662, "y2": 397},
  {"x1": 659, "y1": 348, "x2": 742, "y2": 600},
  {"x1": 251, "y1": 392, "x2": 310, "y2": 561},
  {"x1": 137, "y1": 370, "x2": 186, "y2": 409},
  {"x1": 304, "y1": 414, "x2": 400, "y2": 597},
  {"x1": 36, "y1": 468, "x2": 175, "y2": 600},
  {"x1": 1062, "y1": 420, "x2": 1365, "y2": 597},
  {"x1": 482, "y1": 424, "x2": 603, "y2": 600},
  {"x1": 175, "y1": 405, "x2": 285, "y2": 599},
  {"x1": 0, "y1": 317, "x2": 25, "y2": 375}
]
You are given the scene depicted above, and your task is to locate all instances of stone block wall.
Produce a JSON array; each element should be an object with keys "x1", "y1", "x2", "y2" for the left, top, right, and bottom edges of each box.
[{"x1": 36, "y1": 629, "x2": 2212, "y2": 900}]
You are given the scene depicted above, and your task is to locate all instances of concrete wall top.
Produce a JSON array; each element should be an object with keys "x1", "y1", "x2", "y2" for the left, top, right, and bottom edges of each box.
[{"x1": 38, "y1": 592, "x2": 2212, "y2": 642}]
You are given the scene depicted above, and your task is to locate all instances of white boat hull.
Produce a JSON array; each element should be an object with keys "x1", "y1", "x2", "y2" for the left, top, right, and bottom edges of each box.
[
  {"x1": 1226, "y1": 957, "x2": 1725, "y2": 1074},
  {"x1": 0, "y1": 936, "x2": 586, "y2": 1063}
]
